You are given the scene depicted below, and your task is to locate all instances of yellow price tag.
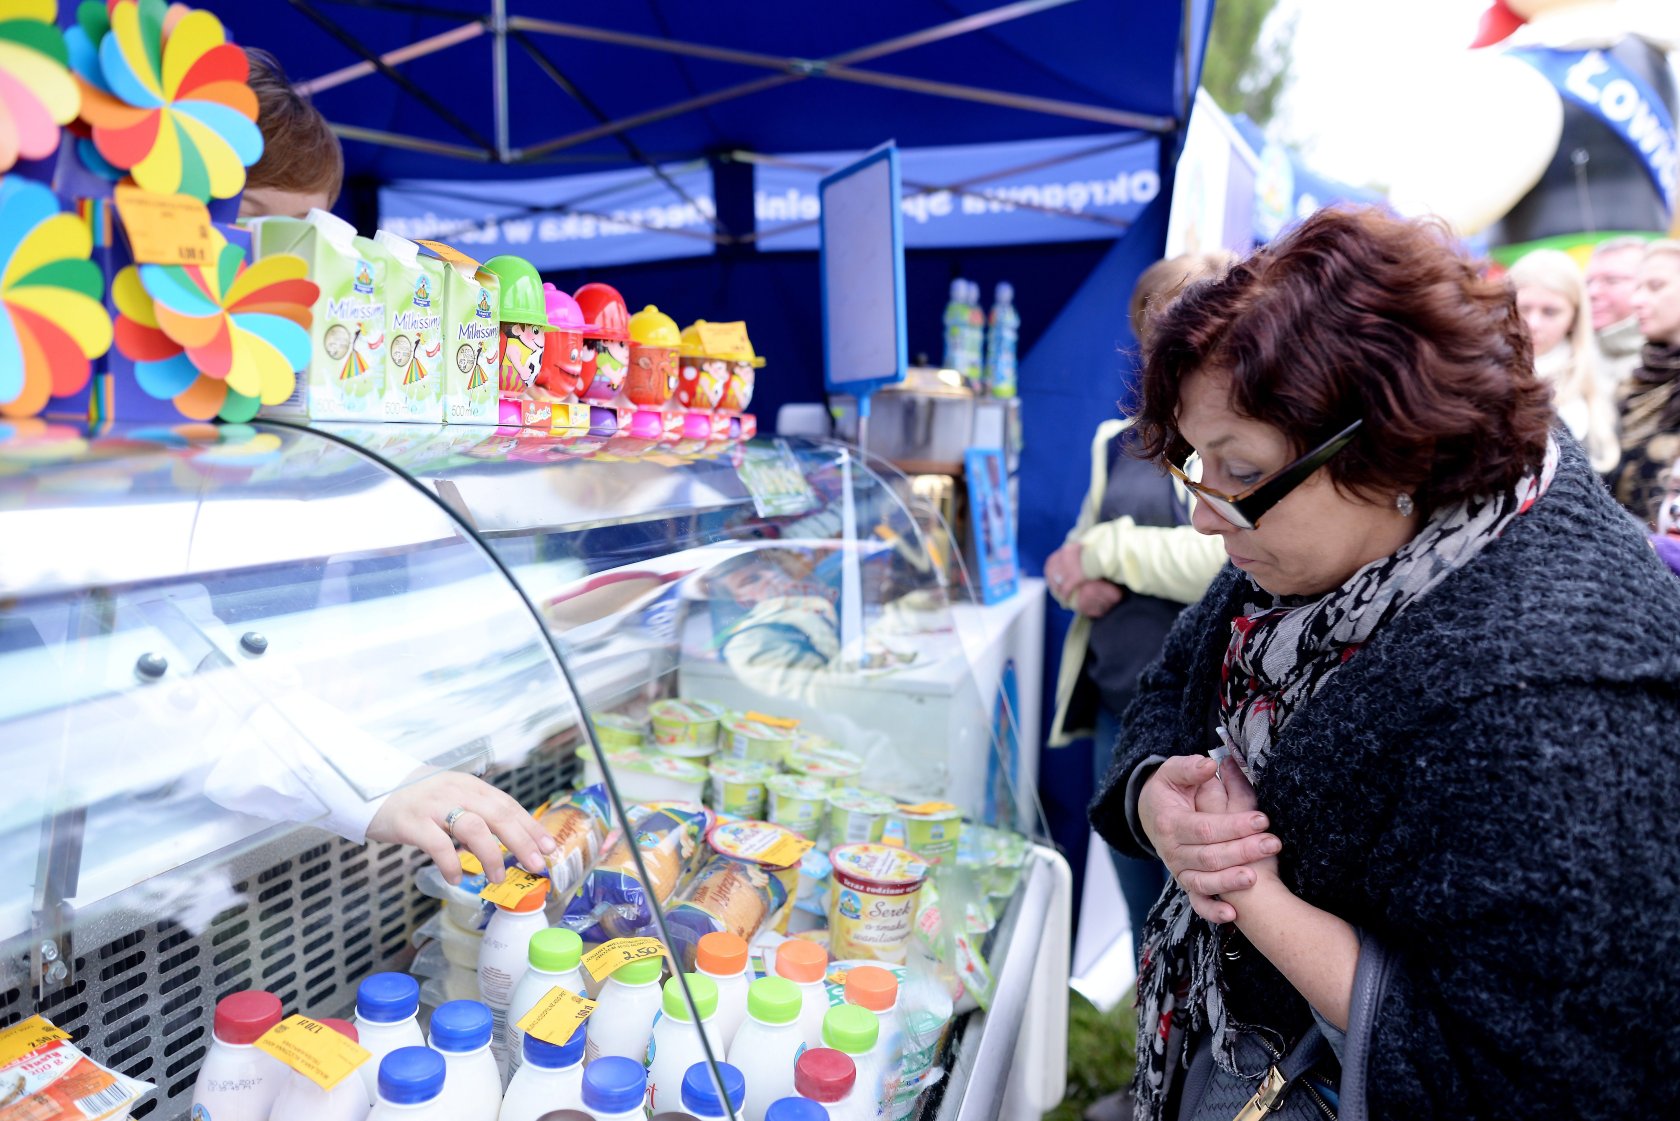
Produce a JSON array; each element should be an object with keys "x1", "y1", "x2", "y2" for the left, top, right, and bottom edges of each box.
[
  {"x1": 416, "y1": 239, "x2": 483, "y2": 273},
  {"x1": 514, "y1": 986, "x2": 597, "y2": 1046},
  {"x1": 255, "y1": 1015, "x2": 372, "y2": 1091},
  {"x1": 582, "y1": 937, "x2": 669, "y2": 982},
  {"x1": 114, "y1": 184, "x2": 219, "y2": 267},
  {"x1": 897, "y1": 802, "x2": 959, "y2": 815},
  {"x1": 459, "y1": 851, "x2": 485, "y2": 876},
  {"x1": 0, "y1": 1014, "x2": 70, "y2": 1068},
  {"x1": 758, "y1": 832, "x2": 816, "y2": 868},
  {"x1": 744, "y1": 711, "x2": 800, "y2": 730},
  {"x1": 480, "y1": 868, "x2": 550, "y2": 909}
]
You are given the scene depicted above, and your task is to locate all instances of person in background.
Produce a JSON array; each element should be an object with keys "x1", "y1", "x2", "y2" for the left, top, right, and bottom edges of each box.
[
  {"x1": 1508, "y1": 249, "x2": 1618, "y2": 472},
  {"x1": 237, "y1": 48, "x2": 344, "y2": 221},
  {"x1": 1651, "y1": 456, "x2": 1680, "y2": 577},
  {"x1": 1586, "y1": 236, "x2": 1649, "y2": 393},
  {"x1": 1044, "y1": 252, "x2": 1230, "y2": 977},
  {"x1": 1612, "y1": 240, "x2": 1680, "y2": 525}
]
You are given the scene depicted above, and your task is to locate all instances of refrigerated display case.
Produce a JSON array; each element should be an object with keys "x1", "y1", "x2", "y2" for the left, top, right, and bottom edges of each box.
[{"x1": 0, "y1": 418, "x2": 1068, "y2": 1120}]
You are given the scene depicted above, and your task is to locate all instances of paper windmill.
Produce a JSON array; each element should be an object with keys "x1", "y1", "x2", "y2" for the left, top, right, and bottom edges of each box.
[
  {"x1": 69, "y1": 0, "x2": 262, "y2": 201},
  {"x1": 112, "y1": 234, "x2": 316, "y2": 422},
  {"x1": 0, "y1": 176, "x2": 112, "y2": 417},
  {"x1": 0, "y1": 1, "x2": 80, "y2": 173}
]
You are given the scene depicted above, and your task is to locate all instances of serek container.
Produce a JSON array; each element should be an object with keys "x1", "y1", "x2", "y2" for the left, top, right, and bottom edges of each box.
[
  {"x1": 191, "y1": 989, "x2": 288, "y2": 1121},
  {"x1": 497, "y1": 1024, "x2": 588, "y2": 1121},
  {"x1": 726, "y1": 976, "x2": 806, "y2": 1121},
  {"x1": 353, "y1": 973, "x2": 427, "y2": 1101}
]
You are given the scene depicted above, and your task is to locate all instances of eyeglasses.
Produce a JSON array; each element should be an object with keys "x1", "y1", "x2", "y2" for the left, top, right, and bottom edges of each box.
[{"x1": 1164, "y1": 418, "x2": 1364, "y2": 530}]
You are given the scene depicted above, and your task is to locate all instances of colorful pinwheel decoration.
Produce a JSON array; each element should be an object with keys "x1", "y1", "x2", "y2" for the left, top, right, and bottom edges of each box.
[
  {"x1": 0, "y1": 176, "x2": 112, "y2": 417},
  {"x1": 112, "y1": 232, "x2": 316, "y2": 422},
  {"x1": 68, "y1": 0, "x2": 262, "y2": 200},
  {"x1": 0, "y1": 1, "x2": 80, "y2": 173}
]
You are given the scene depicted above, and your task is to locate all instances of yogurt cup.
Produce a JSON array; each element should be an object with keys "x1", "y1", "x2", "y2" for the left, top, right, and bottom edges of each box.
[
  {"x1": 766, "y1": 774, "x2": 829, "y2": 840},
  {"x1": 826, "y1": 788, "x2": 896, "y2": 846},
  {"x1": 709, "y1": 759, "x2": 777, "y2": 819},
  {"x1": 827, "y1": 843, "x2": 930, "y2": 963},
  {"x1": 725, "y1": 716, "x2": 795, "y2": 764},
  {"x1": 785, "y1": 739, "x2": 865, "y2": 785},
  {"x1": 592, "y1": 711, "x2": 647, "y2": 753},
  {"x1": 648, "y1": 698, "x2": 726, "y2": 757},
  {"x1": 581, "y1": 745, "x2": 707, "y2": 804},
  {"x1": 884, "y1": 804, "x2": 963, "y2": 865}
]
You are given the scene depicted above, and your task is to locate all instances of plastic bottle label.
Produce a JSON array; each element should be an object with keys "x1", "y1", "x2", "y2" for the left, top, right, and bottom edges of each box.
[
  {"x1": 255, "y1": 1015, "x2": 372, "y2": 1091},
  {"x1": 582, "y1": 937, "x2": 668, "y2": 981},
  {"x1": 514, "y1": 986, "x2": 596, "y2": 1046}
]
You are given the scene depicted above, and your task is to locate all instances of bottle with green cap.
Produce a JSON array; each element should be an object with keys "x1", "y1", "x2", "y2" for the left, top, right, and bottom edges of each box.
[
  {"x1": 645, "y1": 973, "x2": 722, "y2": 1114},
  {"x1": 821, "y1": 1004, "x2": 884, "y2": 1117},
  {"x1": 505, "y1": 927, "x2": 587, "y2": 1079},
  {"x1": 584, "y1": 954, "x2": 666, "y2": 1068},
  {"x1": 727, "y1": 976, "x2": 806, "y2": 1121}
]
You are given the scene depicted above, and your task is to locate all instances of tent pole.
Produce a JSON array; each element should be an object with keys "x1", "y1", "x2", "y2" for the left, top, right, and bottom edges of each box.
[
  {"x1": 492, "y1": 0, "x2": 510, "y2": 161},
  {"x1": 296, "y1": 22, "x2": 485, "y2": 96},
  {"x1": 326, "y1": 123, "x2": 494, "y2": 161},
  {"x1": 811, "y1": 68, "x2": 1173, "y2": 132}
]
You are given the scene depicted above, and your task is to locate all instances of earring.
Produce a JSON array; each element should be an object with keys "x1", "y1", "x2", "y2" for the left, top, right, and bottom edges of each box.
[{"x1": 1396, "y1": 493, "x2": 1415, "y2": 518}]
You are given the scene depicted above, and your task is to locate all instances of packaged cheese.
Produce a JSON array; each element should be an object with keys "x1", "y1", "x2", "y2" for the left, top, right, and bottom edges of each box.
[{"x1": 0, "y1": 1015, "x2": 154, "y2": 1120}]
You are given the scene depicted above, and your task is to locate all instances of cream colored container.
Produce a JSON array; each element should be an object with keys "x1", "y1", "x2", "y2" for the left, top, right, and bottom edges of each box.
[
  {"x1": 766, "y1": 774, "x2": 829, "y2": 840},
  {"x1": 826, "y1": 788, "x2": 896, "y2": 846},
  {"x1": 785, "y1": 739, "x2": 865, "y2": 786},
  {"x1": 827, "y1": 843, "x2": 929, "y2": 963},
  {"x1": 649, "y1": 698, "x2": 727, "y2": 757},
  {"x1": 592, "y1": 712, "x2": 647, "y2": 753},
  {"x1": 725, "y1": 716, "x2": 795, "y2": 765},
  {"x1": 708, "y1": 759, "x2": 777, "y2": 819},
  {"x1": 885, "y1": 804, "x2": 963, "y2": 865}
]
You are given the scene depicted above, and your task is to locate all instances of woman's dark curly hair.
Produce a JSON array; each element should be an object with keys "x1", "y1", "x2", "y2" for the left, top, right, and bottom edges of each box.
[{"x1": 1129, "y1": 207, "x2": 1554, "y2": 513}]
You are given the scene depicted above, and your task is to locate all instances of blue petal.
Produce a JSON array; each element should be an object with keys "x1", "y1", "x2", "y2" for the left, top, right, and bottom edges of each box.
[
  {"x1": 134, "y1": 354, "x2": 199, "y2": 399},
  {"x1": 0, "y1": 310, "x2": 23, "y2": 404},
  {"x1": 138, "y1": 263, "x2": 220, "y2": 317},
  {"x1": 99, "y1": 29, "x2": 165, "y2": 110},
  {"x1": 232, "y1": 312, "x2": 310, "y2": 370},
  {"x1": 0, "y1": 179, "x2": 59, "y2": 267},
  {"x1": 175, "y1": 100, "x2": 264, "y2": 169},
  {"x1": 64, "y1": 27, "x2": 110, "y2": 91}
]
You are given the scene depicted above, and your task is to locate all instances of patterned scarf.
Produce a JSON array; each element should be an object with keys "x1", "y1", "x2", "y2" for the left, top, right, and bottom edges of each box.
[
  {"x1": 1613, "y1": 343, "x2": 1680, "y2": 522},
  {"x1": 1131, "y1": 435, "x2": 1561, "y2": 1121}
]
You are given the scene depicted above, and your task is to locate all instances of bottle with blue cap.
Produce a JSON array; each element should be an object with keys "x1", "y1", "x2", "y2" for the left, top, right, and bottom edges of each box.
[
  {"x1": 354, "y1": 973, "x2": 426, "y2": 1100},
  {"x1": 678, "y1": 1060, "x2": 747, "y2": 1121},
  {"x1": 368, "y1": 1046, "x2": 450, "y2": 1121},
  {"x1": 426, "y1": 999, "x2": 502, "y2": 1119},
  {"x1": 580, "y1": 1055, "x2": 648, "y2": 1121},
  {"x1": 764, "y1": 1098, "x2": 828, "y2": 1121},
  {"x1": 497, "y1": 1025, "x2": 588, "y2": 1121}
]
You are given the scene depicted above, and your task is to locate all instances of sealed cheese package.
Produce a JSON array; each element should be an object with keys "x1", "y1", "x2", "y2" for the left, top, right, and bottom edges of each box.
[
  {"x1": 0, "y1": 1015, "x2": 154, "y2": 1120},
  {"x1": 663, "y1": 819, "x2": 802, "y2": 970},
  {"x1": 561, "y1": 804, "x2": 707, "y2": 942},
  {"x1": 535, "y1": 783, "x2": 614, "y2": 899}
]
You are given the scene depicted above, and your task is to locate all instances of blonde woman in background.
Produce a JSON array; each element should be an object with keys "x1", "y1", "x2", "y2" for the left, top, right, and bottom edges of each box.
[{"x1": 1509, "y1": 249, "x2": 1619, "y2": 473}]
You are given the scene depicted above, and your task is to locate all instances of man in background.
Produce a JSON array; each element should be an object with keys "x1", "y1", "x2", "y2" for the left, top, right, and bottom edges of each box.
[{"x1": 1587, "y1": 236, "x2": 1648, "y2": 393}]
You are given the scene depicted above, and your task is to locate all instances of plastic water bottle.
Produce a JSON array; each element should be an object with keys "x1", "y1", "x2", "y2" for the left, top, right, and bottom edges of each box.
[
  {"x1": 190, "y1": 990, "x2": 287, "y2": 1121},
  {"x1": 963, "y1": 280, "x2": 986, "y2": 388},
  {"x1": 773, "y1": 940, "x2": 829, "y2": 1051},
  {"x1": 505, "y1": 927, "x2": 587, "y2": 1079},
  {"x1": 582, "y1": 956, "x2": 664, "y2": 1065},
  {"x1": 580, "y1": 1055, "x2": 648, "y2": 1121},
  {"x1": 942, "y1": 279, "x2": 971, "y2": 377},
  {"x1": 696, "y1": 932, "x2": 753, "y2": 1051},
  {"x1": 726, "y1": 976, "x2": 806, "y2": 1121},
  {"x1": 368, "y1": 1047, "x2": 450, "y2": 1121},
  {"x1": 497, "y1": 1026, "x2": 588, "y2": 1121},
  {"x1": 267, "y1": 1017, "x2": 372, "y2": 1121},
  {"x1": 818, "y1": 1008, "x2": 879, "y2": 1119},
  {"x1": 843, "y1": 966, "x2": 902, "y2": 1108},
  {"x1": 985, "y1": 281, "x2": 1019, "y2": 398},
  {"x1": 646, "y1": 974, "x2": 722, "y2": 1115},
  {"x1": 427, "y1": 1000, "x2": 502, "y2": 1120},
  {"x1": 679, "y1": 1060, "x2": 747, "y2": 1121},
  {"x1": 353, "y1": 973, "x2": 427, "y2": 1101},
  {"x1": 477, "y1": 887, "x2": 549, "y2": 1075},
  {"x1": 794, "y1": 1048, "x2": 858, "y2": 1119},
  {"x1": 765, "y1": 1097, "x2": 828, "y2": 1121}
]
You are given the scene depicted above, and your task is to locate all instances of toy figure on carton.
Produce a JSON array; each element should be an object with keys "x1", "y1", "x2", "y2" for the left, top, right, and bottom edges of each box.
[
  {"x1": 483, "y1": 254, "x2": 549, "y2": 427},
  {"x1": 626, "y1": 305, "x2": 681, "y2": 407},
  {"x1": 535, "y1": 283, "x2": 589, "y2": 403},
  {"x1": 712, "y1": 321, "x2": 765, "y2": 413},
  {"x1": 575, "y1": 282, "x2": 630, "y2": 402},
  {"x1": 676, "y1": 320, "x2": 730, "y2": 410}
]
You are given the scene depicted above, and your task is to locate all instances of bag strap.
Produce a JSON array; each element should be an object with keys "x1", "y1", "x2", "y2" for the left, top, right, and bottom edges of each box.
[{"x1": 1232, "y1": 1027, "x2": 1331, "y2": 1120}]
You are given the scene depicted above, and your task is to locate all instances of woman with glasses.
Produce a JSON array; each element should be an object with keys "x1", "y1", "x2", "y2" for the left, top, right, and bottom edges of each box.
[
  {"x1": 1612, "y1": 240, "x2": 1680, "y2": 526},
  {"x1": 1092, "y1": 207, "x2": 1680, "y2": 1121}
]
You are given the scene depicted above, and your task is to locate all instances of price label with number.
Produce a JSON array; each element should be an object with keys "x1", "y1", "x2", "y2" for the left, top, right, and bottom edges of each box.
[
  {"x1": 255, "y1": 1015, "x2": 372, "y2": 1091},
  {"x1": 113, "y1": 185, "x2": 219, "y2": 267},
  {"x1": 514, "y1": 986, "x2": 597, "y2": 1046},
  {"x1": 582, "y1": 937, "x2": 669, "y2": 982},
  {"x1": 480, "y1": 867, "x2": 550, "y2": 909},
  {"x1": 0, "y1": 1014, "x2": 69, "y2": 1067}
]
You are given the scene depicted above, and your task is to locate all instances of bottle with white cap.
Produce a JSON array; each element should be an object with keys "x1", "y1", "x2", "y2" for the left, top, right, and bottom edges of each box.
[
  {"x1": 497, "y1": 1025, "x2": 588, "y2": 1121},
  {"x1": 583, "y1": 955, "x2": 664, "y2": 1066},
  {"x1": 426, "y1": 999, "x2": 503, "y2": 1119},
  {"x1": 504, "y1": 926, "x2": 587, "y2": 1079},
  {"x1": 695, "y1": 931, "x2": 752, "y2": 1050},
  {"x1": 794, "y1": 1048, "x2": 858, "y2": 1119},
  {"x1": 267, "y1": 1017, "x2": 372, "y2": 1121},
  {"x1": 352, "y1": 973, "x2": 427, "y2": 1101},
  {"x1": 477, "y1": 885, "x2": 550, "y2": 1075},
  {"x1": 726, "y1": 976, "x2": 806, "y2": 1121},
  {"x1": 579, "y1": 1055, "x2": 648, "y2": 1121},
  {"x1": 818, "y1": 1005, "x2": 880, "y2": 1119},
  {"x1": 678, "y1": 1060, "x2": 747, "y2": 1121},
  {"x1": 772, "y1": 940, "x2": 829, "y2": 1050},
  {"x1": 645, "y1": 973, "x2": 722, "y2": 1115},
  {"x1": 190, "y1": 989, "x2": 288, "y2": 1121},
  {"x1": 367, "y1": 1047, "x2": 451, "y2": 1121}
]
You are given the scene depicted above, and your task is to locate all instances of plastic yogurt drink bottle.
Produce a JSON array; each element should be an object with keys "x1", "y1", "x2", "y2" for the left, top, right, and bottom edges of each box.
[
  {"x1": 646, "y1": 973, "x2": 722, "y2": 1114},
  {"x1": 726, "y1": 976, "x2": 806, "y2": 1121},
  {"x1": 427, "y1": 999, "x2": 503, "y2": 1120},
  {"x1": 498, "y1": 1025, "x2": 589, "y2": 1121},
  {"x1": 680, "y1": 1060, "x2": 748, "y2": 1121},
  {"x1": 268, "y1": 1017, "x2": 372, "y2": 1121},
  {"x1": 477, "y1": 884, "x2": 550, "y2": 1071},
  {"x1": 765, "y1": 1099, "x2": 829, "y2": 1121},
  {"x1": 505, "y1": 927, "x2": 587, "y2": 1078},
  {"x1": 818, "y1": 1006, "x2": 880, "y2": 1118},
  {"x1": 794, "y1": 1048, "x2": 858, "y2": 1119},
  {"x1": 191, "y1": 989, "x2": 288, "y2": 1121},
  {"x1": 696, "y1": 931, "x2": 753, "y2": 1049},
  {"x1": 773, "y1": 939, "x2": 831, "y2": 1050},
  {"x1": 843, "y1": 966, "x2": 902, "y2": 1104},
  {"x1": 580, "y1": 1055, "x2": 649, "y2": 1121},
  {"x1": 583, "y1": 955, "x2": 665, "y2": 1065},
  {"x1": 368, "y1": 1046, "x2": 449, "y2": 1121},
  {"x1": 353, "y1": 973, "x2": 426, "y2": 1100}
]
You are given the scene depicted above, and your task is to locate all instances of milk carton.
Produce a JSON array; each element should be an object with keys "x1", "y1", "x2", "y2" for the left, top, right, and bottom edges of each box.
[
  {"x1": 375, "y1": 230, "x2": 445, "y2": 423},
  {"x1": 415, "y1": 239, "x2": 500, "y2": 424}
]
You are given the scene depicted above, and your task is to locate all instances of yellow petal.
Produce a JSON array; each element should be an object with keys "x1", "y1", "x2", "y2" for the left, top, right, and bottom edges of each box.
[
  {"x1": 159, "y1": 8, "x2": 224, "y2": 100},
  {"x1": 224, "y1": 323, "x2": 288, "y2": 397},
  {"x1": 129, "y1": 112, "x2": 183, "y2": 195},
  {"x1": 0, "y1": 2, "x2": 58, "y2": 24},
  {"x1": 174, "y1": 109, "x2": 245, "y2": 199},
  {"x1": 223, "y1": 251, "x2": 306, "y2": 307},
  {"x1": 2, "y1": 212, "x2": 90, "y2": 290},
  {"x1": 0, "y1": 40, "x2": 79, "y2": 125},
  {"x1": 111, "y1": 265, "x2": 157, "y2": 328},
  {"x1": 6, "y1": 286, "x2": 113, "y2": 358},
  {"x1": 109, "y1": 0, "x2": 164, "y2": 103}
]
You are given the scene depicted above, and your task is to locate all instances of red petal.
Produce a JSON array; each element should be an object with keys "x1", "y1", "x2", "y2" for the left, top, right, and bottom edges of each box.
[
  {"x1": 95, "y1": 112, "x2": 163, "y2": 171},
  {"x1": 13, "y1": 306, "x2": 92, "y2": 398},
  {"x1": 176, "y1": 44, "x2": 251, "y2": 99},
  {"x1": 115, "y1": 316, "x2": 183, "y2": 362},
  {"x1": 186, "y1": 318, "x2": 233, "y2": 378},
  {"x1": 228, "y1": 278, "x2": 319, "y2": 314}
]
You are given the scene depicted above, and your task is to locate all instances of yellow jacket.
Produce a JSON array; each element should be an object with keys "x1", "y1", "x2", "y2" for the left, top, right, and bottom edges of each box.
[{"x1": 1047, "y1": 419, "x2": 1228, "y2": 746}]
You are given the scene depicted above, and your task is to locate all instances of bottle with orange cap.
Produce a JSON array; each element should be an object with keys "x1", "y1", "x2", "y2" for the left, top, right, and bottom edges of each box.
[
  {"x1": 476, "y1": 880, "x2": 552, "y2": 1077},
  {"x1": 773, "y1": 939, "x2": 831, "y2": 1050},
  {"x1": 842, "y1": 966, "x2": 903, "y2": 1110},
  {"x1": 695, "y1": 931, "x2": 753, "y2": 1049}
]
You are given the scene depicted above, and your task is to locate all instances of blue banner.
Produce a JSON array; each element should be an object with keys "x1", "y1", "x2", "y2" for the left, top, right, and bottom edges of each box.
[
  {"x1": 378, "y1": 161, "x2": 716, "y2": 271},
  {"x1": 755, "y1": 133, "x2": 1160, "y2": 251}
]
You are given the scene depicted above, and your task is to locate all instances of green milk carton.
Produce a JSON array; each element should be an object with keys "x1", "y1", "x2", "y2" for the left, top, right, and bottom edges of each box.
[
  {"x1": 252, "y1": 209, "x2": 389, "y2": 420},
  {"x1": 374, "y1": 230, "x2": 445, "y2": 423},
  {"x1": 416, "y1": 239, "x2": 500, "y2": 424}
]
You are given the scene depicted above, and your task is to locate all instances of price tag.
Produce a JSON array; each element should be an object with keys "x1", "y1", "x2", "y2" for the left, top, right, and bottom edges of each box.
[
  {"x1": 480, "y1": 868, "x2": 550, "y2": 909},
  {"x1": 416, "y1": 239, "x2": 483, "y2": 273},
  {"x1": 758, "y1": 831, "x2": 817, "y2": 868},
  {"x1": 113, "y1": 184, "x2": 218, "y2": 267},
  {"x1": 743, "y1": 711, "x2": 800, "y2": 730},
  {"x1": 582, "y1": 937, "x2": 668, "y2": 982},
  {"x1": 514, "y1": 986, "x2": 597, "y2": 1046},
  {"x1": 255, "y1": 1015, "x2": 372, "y2": 1091},
  {"x1": 0, "y1": 1014, "x2": 70, "y2": 1067},
  {"x1": 897, "y1": 802, "x2": 959, "y2": 815},
  {"x1": 459, "y1": 852, "x2": 484, "y2": 876}
]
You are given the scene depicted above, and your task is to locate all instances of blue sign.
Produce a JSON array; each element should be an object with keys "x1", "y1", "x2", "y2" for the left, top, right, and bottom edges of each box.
[
  {"x1": 757, "y1": 133, "x2": 1161, "y2": 250},
  {"x1": 378, "y1": 161, "x2": 716, "y2": 271}
]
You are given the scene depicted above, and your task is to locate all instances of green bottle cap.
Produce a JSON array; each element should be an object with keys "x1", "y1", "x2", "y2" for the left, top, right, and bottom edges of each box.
[
  {"x1": 614, "y1": 957, "x2": 664, "y2": 986},
  {"x1": 746, "y1": 976, "x2": 801, "y2": 1025},
  {"x1": 527, "y1": 928, "x2": 582, "y2": 974},
  {"x1": 821, "y1": 1004, "x2": 878, "y2": 1055},
  {"x1": 661, "y1": 973, "x2": 719, "y2": 1021}
]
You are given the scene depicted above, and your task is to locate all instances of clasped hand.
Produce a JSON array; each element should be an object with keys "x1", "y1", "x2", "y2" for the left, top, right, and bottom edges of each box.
[{"x1": 1139, "y1": 754, "x2": 1280, "y2": 925}]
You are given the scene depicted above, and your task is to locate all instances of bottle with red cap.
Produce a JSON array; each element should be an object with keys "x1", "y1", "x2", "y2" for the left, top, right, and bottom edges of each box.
[
  {"x1": 794, "y1": 1048, "x2": 858, "y2": 1119},
  {"x1": 268, "y1": 1017, "x2": 373, "y2": 1121},
  {"x1": 773, "y1": 940, "x2": 829, "y2": 1050},
  {"x1": 190, "y1": 989, "x2": 288, "y2": 1121},
  {"x1": 695, "y1": 931, "x2": 752, "y2": 1050}
]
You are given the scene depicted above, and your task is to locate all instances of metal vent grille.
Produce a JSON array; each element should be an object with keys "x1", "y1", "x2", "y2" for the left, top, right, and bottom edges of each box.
[{"x1": 0, "y1": 750, "x2": 567, "y2": 1120}]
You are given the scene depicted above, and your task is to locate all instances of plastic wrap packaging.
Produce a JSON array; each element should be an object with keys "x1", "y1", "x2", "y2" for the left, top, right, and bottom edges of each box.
[
  {"x1": 912, "y1": 871, "x2": 997, "y2": 1010},
  {"x1": 534, "y1": 782, "x2": 614, "y2": 898},
  {"x1": 664, "y1": 820, "x2": 805, "y2": 969},
  {"x1": 561, "y1": 804, "x2": 708, "y2": 941},
  {"x1": 0, "y1": 1015, "x2": 154, "y2": 1120}
]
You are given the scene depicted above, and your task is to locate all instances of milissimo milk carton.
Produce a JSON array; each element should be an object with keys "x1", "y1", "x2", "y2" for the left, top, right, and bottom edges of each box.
[
  {"x1": 415, "y1": 239, "x2": 500, "y2": 424},
  {"x1": 375, "y1": 230, "x2": 445, "y2": 423}
]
